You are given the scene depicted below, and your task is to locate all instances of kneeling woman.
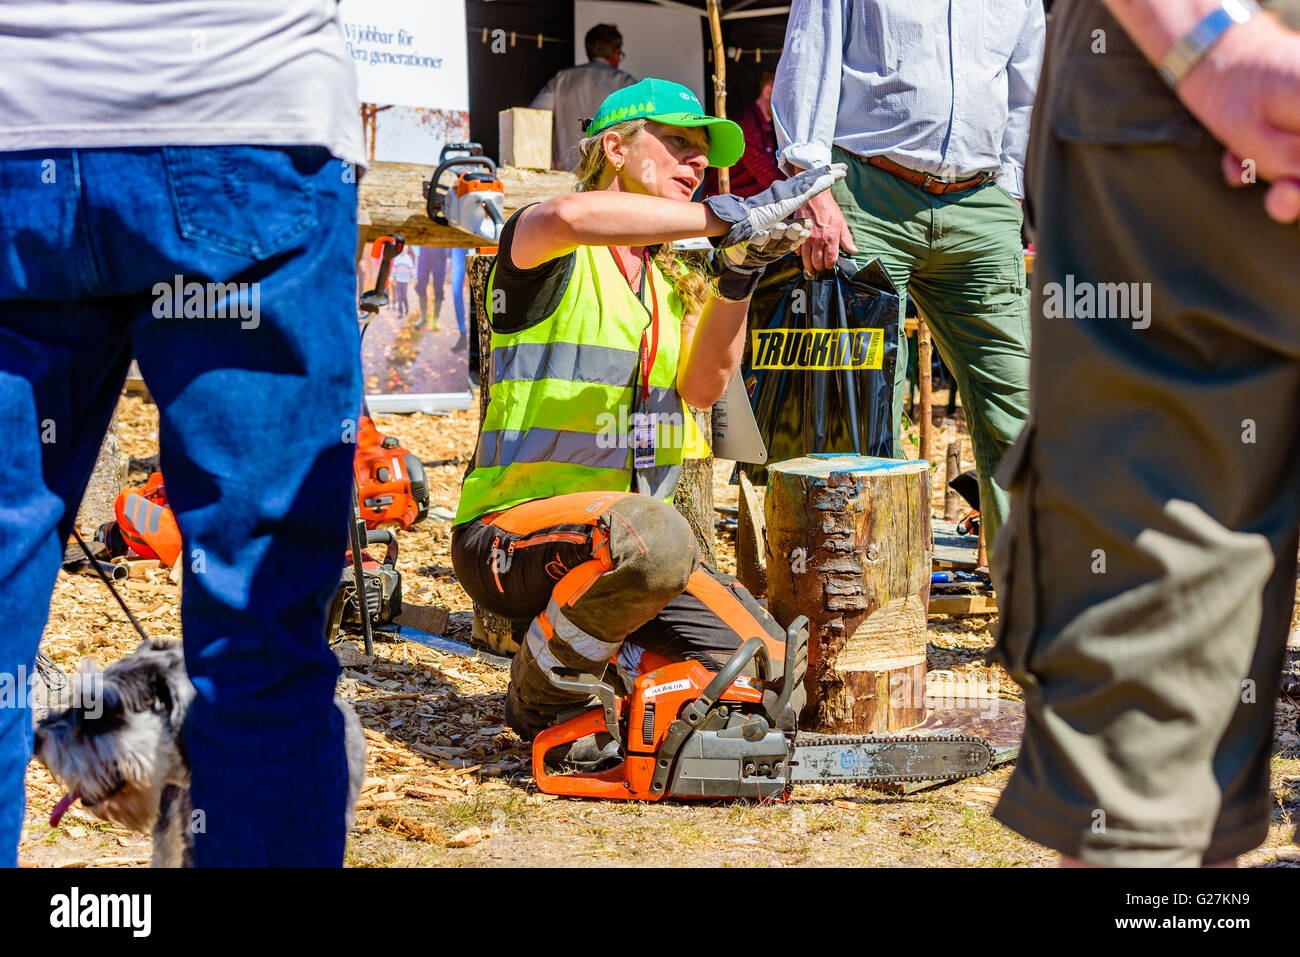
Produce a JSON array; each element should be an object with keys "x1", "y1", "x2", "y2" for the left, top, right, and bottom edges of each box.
[{"x1": 451, "y1": 79, "x2": 842, "y2": 749}]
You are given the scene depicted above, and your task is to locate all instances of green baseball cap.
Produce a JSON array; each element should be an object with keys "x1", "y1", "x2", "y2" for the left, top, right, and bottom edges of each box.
[{"x1": 585, "y1": 78, "x2": 744, "y2": 168}]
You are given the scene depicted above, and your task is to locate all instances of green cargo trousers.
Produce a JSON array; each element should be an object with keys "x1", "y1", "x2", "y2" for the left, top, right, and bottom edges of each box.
[
  {"x1": 991, "y1": 0, "x2": 1300, "y2": 865},
  {"x1": 831, "y1": 149, "x2": 1031, "y2": 552}
]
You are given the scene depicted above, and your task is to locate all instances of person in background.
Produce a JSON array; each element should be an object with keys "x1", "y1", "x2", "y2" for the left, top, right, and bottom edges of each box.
[
  {"x1": 530, "y1": 23, "x2": 637, "y2": 170},
  {"x1": 991, "y1": 0, "x2": 1300, "y2": 867},
  {"x1": 0, "y1": 0, "x2": 363, "y2": 867},
  {"x1": 727, "y1": 70, "x2": 782, "y2": 197},
  {"x1": 415, "y1": 246, "x2": 444, "y2": 330},
  {"x1": 772, "y1": 0, "x2": 1044, "y2": 556},
  {"x1": 418, "y1": 245, "x2": 470, "y2": 349}
]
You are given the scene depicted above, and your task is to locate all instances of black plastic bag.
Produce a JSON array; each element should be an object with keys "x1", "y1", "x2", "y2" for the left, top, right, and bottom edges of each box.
[{"x1": 736, "y1": 256, "x2": 900, "y2": 484}]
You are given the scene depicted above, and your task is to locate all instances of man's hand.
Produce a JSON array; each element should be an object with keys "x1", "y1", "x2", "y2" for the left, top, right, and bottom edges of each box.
[
  {"x1": 798, "y1": 188, "x2": 858, "y2": 275},
  {"x1": 1178, "y1": 13, "x2": 1300, "y2": 224}
]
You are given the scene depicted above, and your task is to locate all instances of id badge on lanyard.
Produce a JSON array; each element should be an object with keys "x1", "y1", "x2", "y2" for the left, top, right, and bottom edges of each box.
[{"x1": 612, "y1": 249, "x2": 660, "y2": 480}]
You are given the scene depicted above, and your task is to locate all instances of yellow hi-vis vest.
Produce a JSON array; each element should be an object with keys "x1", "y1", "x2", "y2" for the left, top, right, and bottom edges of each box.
[{"x1": 455, "y1": 245, "x2": 706, "y2": 524}]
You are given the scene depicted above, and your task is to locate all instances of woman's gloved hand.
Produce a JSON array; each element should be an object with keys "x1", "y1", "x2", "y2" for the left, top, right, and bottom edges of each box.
[
  {"x1": 706, "y1": 220, "x2": 811, "y2": 301},
  {"x1": 702, "y1": 164, "x2": 846, "y2": 300},
  {"x1": 703, "y1": 163, "x2": 847, "y2": 248}
]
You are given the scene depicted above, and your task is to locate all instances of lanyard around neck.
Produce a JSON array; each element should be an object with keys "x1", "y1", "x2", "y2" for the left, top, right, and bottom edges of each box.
[{"x1": 609, "y1": 247, "x2": 660, "y2": 410}]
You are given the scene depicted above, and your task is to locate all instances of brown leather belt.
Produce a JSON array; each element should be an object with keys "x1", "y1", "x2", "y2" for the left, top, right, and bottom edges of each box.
[{"x1": 866, "y1": 154, "x2": 996, "y2": 195}]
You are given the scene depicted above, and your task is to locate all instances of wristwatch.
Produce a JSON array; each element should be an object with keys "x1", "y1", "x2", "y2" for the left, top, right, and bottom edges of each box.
[{"x1": 1158, "y1": 0, "x2": 1262, "y2": 89}]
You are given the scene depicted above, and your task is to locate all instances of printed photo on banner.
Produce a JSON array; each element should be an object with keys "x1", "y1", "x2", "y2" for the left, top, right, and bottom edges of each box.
[{"x1": 344, "y1": 0, "x2": 474, "y2": 411}]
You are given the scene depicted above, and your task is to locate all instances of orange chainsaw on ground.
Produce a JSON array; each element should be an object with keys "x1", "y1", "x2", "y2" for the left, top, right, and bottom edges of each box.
[
  {"x1": 533, "y1": 618, "x2": 994, "y2": 801},
  {"x1": 355, "y1": 234, "x2": 430, "y2": 530}
]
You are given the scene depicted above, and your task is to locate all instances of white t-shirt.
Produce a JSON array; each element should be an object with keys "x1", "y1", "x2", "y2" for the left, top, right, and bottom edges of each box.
[{"x1": 0, "y1": 0, "x2": 364, "y2": 166}]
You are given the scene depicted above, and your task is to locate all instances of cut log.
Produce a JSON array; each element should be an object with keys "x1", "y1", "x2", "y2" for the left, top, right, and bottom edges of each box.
[
  {"x1": 357, "y1": 162, "x2": 577, "y2": 248},
  {"x1": 765, "y1": 455, "x2": 932, "y2": 734},
  {"x1": 944, "y1": 440, "x2": 961, "y2": 522}
]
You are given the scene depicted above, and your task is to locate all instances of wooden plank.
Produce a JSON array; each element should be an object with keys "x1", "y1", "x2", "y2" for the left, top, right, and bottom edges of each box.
[
  {"x1": 357, "y1": 161, "x2": 576, "y2": 247},
  {"x1": 927, "y1": 594, "x2": 998, "y2": 617},
  {"x1": 735, "y1": 470, "x2": 766, "y2": 597}
]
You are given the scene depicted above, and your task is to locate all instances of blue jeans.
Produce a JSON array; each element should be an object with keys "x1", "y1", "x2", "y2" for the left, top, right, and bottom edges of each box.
[{"x1": 0, "y1": 146, "x2": 361, "y2": 866}]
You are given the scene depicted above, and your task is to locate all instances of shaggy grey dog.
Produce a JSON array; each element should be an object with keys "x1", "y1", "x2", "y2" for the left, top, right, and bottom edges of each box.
[{"x1": 34, "y1": 639, "x2": 365, "y2": 867}]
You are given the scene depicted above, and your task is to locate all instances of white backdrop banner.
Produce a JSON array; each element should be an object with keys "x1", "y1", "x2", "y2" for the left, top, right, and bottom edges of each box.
[
  {"x1": 339, "y1": 0, "x2": 468, "y2": 110},
  {"x1": 574, "y1": 1, "x2": 705, "y2": 102}
]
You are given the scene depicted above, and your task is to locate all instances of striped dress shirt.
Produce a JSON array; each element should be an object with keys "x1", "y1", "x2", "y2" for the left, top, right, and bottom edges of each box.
[{"x1": 772, "y1": 0, "x2": 1045, "y2": 197}]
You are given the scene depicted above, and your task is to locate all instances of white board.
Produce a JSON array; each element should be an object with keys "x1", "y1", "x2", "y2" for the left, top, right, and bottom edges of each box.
[
  {"x1": 339, "y1": 0, "x2": 468, "y2": 111},
  {"x1": 574, "y1": 1, "x2": 705, "y2": 103}
]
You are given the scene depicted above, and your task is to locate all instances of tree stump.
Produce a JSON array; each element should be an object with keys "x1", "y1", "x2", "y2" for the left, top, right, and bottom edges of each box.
[{"x1": 765, "y1": 455, "x2": 932, "y2": 733}]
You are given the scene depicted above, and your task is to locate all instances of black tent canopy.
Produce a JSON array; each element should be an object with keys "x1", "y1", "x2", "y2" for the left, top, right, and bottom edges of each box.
[{"x1": 465, "y1": 0, "x2": 791, "y2": 163}]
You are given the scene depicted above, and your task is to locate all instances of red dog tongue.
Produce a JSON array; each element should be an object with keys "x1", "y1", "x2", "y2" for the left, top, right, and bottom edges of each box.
[{"x1": 50, "y1": 791, "x2": 79, "y2": 828}]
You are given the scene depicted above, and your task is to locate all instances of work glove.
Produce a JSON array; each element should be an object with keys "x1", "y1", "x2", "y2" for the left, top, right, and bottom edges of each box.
[
  {"x1": 705, "y1": 220, "x2": 812, "y2": 301},
  {"x1": 702, "y1": 163, "x2": 846, "y2": 300}
]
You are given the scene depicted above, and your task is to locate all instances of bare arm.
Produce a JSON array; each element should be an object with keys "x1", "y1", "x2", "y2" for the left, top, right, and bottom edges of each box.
[
  {"x1": 1103, "y1": 0, "x2": 1300, "y2": 223},
  {"x1": 677, "y1": 295, "x2": 749, "y2": 410},
  {"x1": 510, "y1": 193, "x2": 729, "y2": 270}
]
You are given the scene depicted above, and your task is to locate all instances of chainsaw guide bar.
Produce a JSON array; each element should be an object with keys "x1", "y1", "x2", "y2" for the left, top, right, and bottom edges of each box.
[{"x1": 788, "y1": 733, "x2": 993, "y2": 785}]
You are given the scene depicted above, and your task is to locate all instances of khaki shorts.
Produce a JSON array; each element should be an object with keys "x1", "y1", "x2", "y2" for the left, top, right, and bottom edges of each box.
[{"x1": 990, "y1": 0, "x2": 1300, "y2": 866}]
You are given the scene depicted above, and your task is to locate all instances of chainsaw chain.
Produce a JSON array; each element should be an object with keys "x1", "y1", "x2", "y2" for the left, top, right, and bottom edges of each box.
[{"x1": 791, "y1": 732, "x2": 993, "y2": 784}]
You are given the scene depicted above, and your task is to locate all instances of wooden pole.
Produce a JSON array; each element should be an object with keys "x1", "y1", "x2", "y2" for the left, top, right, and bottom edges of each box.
[
  {"x1": 766, "y1": 455, "x2": 932, "y2": 733},
  {"x1": 705, "y1": 0, "x2": 730, "y2": 195},
  {"x1": 944, "y1": 440, "x2": 961, "y2": 522},
  {"x1": 917, "y1": 319, "x2": 933, "y2": 463}
]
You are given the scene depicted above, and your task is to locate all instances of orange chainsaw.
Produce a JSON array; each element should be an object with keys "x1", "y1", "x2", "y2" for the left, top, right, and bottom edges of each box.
[
  {"x1": 355, "y1": 234, "x2": 430, "y2": 530},
  {"x1": 533, "y1": 618, "x2": 993, "y2": 801}
]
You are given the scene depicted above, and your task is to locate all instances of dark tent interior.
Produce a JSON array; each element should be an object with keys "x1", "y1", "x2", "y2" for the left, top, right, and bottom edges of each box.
[{"x1": 465, "y1": 0, "x2": 791, "y2": 163}]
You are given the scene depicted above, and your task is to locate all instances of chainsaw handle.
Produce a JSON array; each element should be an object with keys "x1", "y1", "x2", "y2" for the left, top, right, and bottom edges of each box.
[
  {"x1": 771, "y1": 616, "x2": 809, "y2": 720},
  {"x1": 359, "y1": 235, "x2": 405, "y2": 315},
  {"x1": 699, "y1": 636, "x2": 766, "y2": 710},
  {"x1": 365, "y1": 528, "x2": 398, "y2": 567},
  {"x1": 425, "y1": 156, "x2": 499, "y2": 223},
  {"x1": 532, "y1": 704, "x2": 630, "y2": 798}
]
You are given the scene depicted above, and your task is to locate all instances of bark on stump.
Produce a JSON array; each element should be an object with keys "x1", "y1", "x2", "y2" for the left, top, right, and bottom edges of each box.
[
  {"x1": 674, "y1": 408, "x2": 715, "y2": 565},
  {"x1": 765, "y1": 455, "x2": 932, "y2": 733},
  {"x1": 76, "y1": 408, "x2": 127, "y2": 533}
]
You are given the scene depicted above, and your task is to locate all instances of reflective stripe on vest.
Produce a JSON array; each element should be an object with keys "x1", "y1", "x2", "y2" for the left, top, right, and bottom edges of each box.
[{"x1": 454, "y1": 242, "x2": 688, "y2": 524}]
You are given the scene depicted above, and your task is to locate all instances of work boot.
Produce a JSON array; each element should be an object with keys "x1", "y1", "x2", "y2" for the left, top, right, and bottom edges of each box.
[
  {"x1": 452, "y1": 331, "x2": 467, "y2": 351},
  {"x1": 505, "y1": 683, "x2": 622, "y2": 771},
  {"x1": 546, "y1": 733, "x2": 621, "y2": 772}
]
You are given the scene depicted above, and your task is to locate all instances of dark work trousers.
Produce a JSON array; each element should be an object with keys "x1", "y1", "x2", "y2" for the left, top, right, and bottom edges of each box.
[
  {"x1": 990, "y1": 0, "x2": 1300, "y2": 866},
  {"x1": 452, "y1": 490, "x2": 799, "y2": 739}
]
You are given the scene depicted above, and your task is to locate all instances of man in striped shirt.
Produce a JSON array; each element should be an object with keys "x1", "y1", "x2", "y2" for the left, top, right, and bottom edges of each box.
[{"x1": 772, "y1": 0, "x2": 1045, "y2": 554}]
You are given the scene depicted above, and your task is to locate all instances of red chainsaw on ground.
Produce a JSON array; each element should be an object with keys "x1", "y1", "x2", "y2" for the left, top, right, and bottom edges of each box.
[{"x1": 532, "y1": 618, "x2": 994, "y2": 800}]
